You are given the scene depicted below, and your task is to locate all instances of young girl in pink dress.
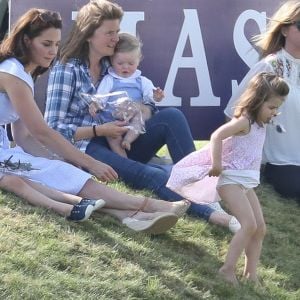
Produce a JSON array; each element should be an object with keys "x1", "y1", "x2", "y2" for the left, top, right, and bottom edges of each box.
[{"x1": 167, "y1": 72, "x2": 289, "y2": 285}]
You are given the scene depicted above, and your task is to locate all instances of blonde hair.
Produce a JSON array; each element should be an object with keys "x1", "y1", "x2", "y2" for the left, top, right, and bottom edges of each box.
[
  {"x1": 234, "y1": 72, "x2": 289, "y2": 122},
  {"x1": 60, "y1": 0, "x2": 123, "y2": 63},
  {"x1": 253, "y1": 0, "x2": 300, "y2": 58}
]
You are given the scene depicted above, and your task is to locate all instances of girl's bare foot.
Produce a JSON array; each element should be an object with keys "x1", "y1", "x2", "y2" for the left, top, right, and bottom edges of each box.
[
  {"x1": 218, "y1": 268, "x2": 239, "y2": 286},
  {"x1": 243, "y1": 274, "x2": 262, "y2": 286}
]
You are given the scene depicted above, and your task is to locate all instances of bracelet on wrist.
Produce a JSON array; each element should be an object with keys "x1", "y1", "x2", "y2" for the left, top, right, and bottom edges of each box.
[{"x1": 92, "y1": 125, "x2": 97, "y2": 137}]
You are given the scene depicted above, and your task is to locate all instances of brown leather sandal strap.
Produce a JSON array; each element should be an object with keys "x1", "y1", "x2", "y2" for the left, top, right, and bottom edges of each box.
[{"x1": 130, "y1": 197, "x2": 149, "y2": 217}]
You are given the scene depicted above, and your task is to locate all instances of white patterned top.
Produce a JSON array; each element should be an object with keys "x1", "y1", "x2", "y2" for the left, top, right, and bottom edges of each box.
[{"x1": 225, "y1": 49, "x2": 300, "y2": 166}]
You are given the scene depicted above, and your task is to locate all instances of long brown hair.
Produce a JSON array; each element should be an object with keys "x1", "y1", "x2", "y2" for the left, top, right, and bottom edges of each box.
[
  {"x1": 60, "y1": 0, "x2": 123, "y2": 64},
  {"x1": 0, "y1": 8, "x2": 62, "y2": 79},
  {"x1": 234, "y1": 72, "x2": 289, "y2": 122},
  {"x1": 253, "y1": 0, "x2": 300, "y2": 58}
]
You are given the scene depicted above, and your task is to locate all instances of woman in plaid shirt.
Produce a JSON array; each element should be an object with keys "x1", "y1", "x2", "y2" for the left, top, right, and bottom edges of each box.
[{"x1": 46, "y1": 0, "x2": 239, "y2": 232}]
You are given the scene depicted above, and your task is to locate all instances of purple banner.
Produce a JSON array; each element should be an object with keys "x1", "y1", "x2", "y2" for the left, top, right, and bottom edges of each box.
[{"x1": 10, "y1": 0, "x2": 281, "y2": 139}]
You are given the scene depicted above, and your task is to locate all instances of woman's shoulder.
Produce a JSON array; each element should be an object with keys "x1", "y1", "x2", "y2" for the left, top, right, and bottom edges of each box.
[
  {"x1": 0, "y1": 58, "x2": 34, "y2": 90},
  {"x1": 264, "y1": 52, "x2": 279, "y2": 62},
  {"x1": 0, "y1": 57, "x2": 23, "y2": 72}
]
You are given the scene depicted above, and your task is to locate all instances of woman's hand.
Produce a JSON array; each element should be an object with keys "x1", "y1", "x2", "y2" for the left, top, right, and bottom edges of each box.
[
  {"x1": 89, "y1": 160, "x2": 118, "y2": 182},
  {"x1": 97, "y1": 121, "x2": 128, "y2": 138}
]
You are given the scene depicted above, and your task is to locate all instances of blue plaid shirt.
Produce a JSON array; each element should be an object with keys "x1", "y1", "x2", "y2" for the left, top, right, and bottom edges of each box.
[{"x1": 45, "y1": 58, "x2": 110, "y2": 152}]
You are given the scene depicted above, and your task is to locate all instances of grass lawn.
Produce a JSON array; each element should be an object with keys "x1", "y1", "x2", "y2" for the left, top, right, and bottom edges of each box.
[{"x1": 0, "y1": 142, "x2": 299, "y2": 299}]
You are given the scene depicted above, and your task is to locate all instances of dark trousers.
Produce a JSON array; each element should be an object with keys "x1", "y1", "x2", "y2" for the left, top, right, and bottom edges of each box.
[
  {"x1": 86, "y1": 107, "x2": 215, "y2": 220},
  {"x1": 264, "y1": 163, "x2": 300, "y2": 203}
]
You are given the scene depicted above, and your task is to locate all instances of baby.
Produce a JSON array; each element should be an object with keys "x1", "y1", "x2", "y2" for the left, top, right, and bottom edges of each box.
[{"x1": 89, "y1": 32, "x2": 164, "y2": 157}]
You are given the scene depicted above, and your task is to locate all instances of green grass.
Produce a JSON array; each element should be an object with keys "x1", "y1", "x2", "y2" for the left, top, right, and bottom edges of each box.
[{"x1": 0, "y1": 142, "x2": 299, "y2": 299}]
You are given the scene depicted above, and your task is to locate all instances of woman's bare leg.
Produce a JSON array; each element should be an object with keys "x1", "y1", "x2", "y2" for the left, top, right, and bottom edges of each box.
[
  {"x1": 209, "y1": 211, "x2": 232, "y2": 226},
  {"x1": 22, "y1": 178, "x2": 81, "y2": 204},
  {"x1": 0, "y1": 175, "x2": 72, "y2": 216},
  {"x1": 78, "y1": 179, "x2": 189, "y2": 214}
]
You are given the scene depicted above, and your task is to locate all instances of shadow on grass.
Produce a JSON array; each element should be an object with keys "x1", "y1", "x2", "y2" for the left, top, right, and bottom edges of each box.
[
  {"x1": 256, "y1": 183, "x2": 300, "y2": 292},
  {"x1": 1, "y1": 186, "x2": 299, "y2": 299}
]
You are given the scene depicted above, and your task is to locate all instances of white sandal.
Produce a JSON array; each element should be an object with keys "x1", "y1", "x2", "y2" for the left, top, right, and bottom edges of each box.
[{"x1": 122, "y1": 212, "x2": 178, "y2": 235}]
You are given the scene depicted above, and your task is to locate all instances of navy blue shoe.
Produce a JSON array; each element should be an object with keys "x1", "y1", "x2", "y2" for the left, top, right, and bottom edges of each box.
[
  {"x1": 67, "y1": 204, "x2": 94, "y2": 222},
  {"x1": 78, "y1": 198, "x2": 106, "y2": 211}
]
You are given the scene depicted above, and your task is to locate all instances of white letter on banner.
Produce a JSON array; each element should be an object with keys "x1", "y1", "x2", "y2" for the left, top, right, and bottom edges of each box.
[
  {"x1": 120, "y1": 12, "x2": 144, "y2": 35},
  {"x1": 232, "y1": 10, "x2": 266, "y2": 92},
  {"x1": 161, "y1": 9, "x2": 220, "y2": 107}
]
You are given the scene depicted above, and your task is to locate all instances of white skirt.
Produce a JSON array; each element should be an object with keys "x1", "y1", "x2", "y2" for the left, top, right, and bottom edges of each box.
[{"x1": 0, "y1": 146, "x2": 91, "y2": 194}]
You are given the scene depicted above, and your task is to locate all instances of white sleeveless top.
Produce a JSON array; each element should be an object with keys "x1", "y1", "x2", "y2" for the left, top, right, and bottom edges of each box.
[
  {"x1": 224, "y1": 49, "x2": 300, "y2": 166},
  {"x1": 0, "y1": 58, "x2": 34, "y2": 149},
  {"x1": 0, "y1": 58, "x2": 91, "y2": 194},
  {"x1": 0, "y1": 58, "x2": 34, "y2": 124}
]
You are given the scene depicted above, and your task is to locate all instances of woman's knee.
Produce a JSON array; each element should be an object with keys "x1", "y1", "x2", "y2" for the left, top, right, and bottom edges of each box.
[
  {"x1": 156, "y1": 107, "x2": 186, "y2": 124},
  {"x1": 0, "y1": 175, "x2": 26, "y2": 192}
]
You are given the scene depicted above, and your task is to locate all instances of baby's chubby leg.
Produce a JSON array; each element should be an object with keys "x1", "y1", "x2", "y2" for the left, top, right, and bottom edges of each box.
[
  {"x1": 121, "y1": 130, "x2": 140, "y2": 151},
  {"x1": 122, "y1": 108, "x2": 148, "y2": 151},
  {"x1": 107, "y1": 136, "x2": 127, "y2": 157}
]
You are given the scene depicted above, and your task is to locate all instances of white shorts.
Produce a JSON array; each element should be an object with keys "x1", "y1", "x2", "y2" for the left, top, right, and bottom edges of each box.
[{"x1": 217, "y1": 169, "x2": 260, "y2": 190}]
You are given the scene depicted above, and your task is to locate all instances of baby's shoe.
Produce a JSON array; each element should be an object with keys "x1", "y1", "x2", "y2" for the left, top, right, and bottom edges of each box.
[
  {"x1": 78, "y1": 198, "x2": 106, "y2": 211},
  {"x1": 67, "y1": 204, "x2": 94, "y2": 222}
]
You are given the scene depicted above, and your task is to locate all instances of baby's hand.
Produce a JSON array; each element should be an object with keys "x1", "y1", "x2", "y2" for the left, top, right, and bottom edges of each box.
[
  {"x1": 153, "y1": 87, "x2": 164, "y2": 102},
  {"x1": 89, "y1": 102, "x2": 101, "y2": 118}
]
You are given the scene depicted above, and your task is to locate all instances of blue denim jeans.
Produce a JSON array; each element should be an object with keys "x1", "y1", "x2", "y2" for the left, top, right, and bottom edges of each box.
[{"x1": 86, "y1": 108, "x2": 214, "y2": 221}]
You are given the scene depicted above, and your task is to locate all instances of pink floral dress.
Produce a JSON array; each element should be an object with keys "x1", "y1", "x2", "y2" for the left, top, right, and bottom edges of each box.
[{"x1": 167, "y1": 122, "x2": 266, "y2": 203}]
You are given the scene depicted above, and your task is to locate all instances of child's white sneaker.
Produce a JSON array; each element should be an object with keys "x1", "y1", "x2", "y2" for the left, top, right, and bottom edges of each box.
[{"x1": 229, "y1": 216, "x2": 241, "y2": 233}]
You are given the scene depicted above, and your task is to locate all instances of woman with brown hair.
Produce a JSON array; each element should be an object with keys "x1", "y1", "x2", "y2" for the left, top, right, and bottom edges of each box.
[
  {"x1": 46, "y1": 0, "x2": 240, "y2": 232},
  {"x1": 0, "y1": 8, "x2": 189, "y2": 233}
]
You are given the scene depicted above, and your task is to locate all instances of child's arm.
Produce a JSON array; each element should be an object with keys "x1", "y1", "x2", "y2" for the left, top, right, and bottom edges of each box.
[
  {"x1": 209, "y1": 116, "x2": 250, "y2": 177},
  {"x1": 141, "y1": 76, "x2": 163, "y2": 103},
  {"x1": 153, "y1": 87, "x2": 164, "y2": 102}
]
